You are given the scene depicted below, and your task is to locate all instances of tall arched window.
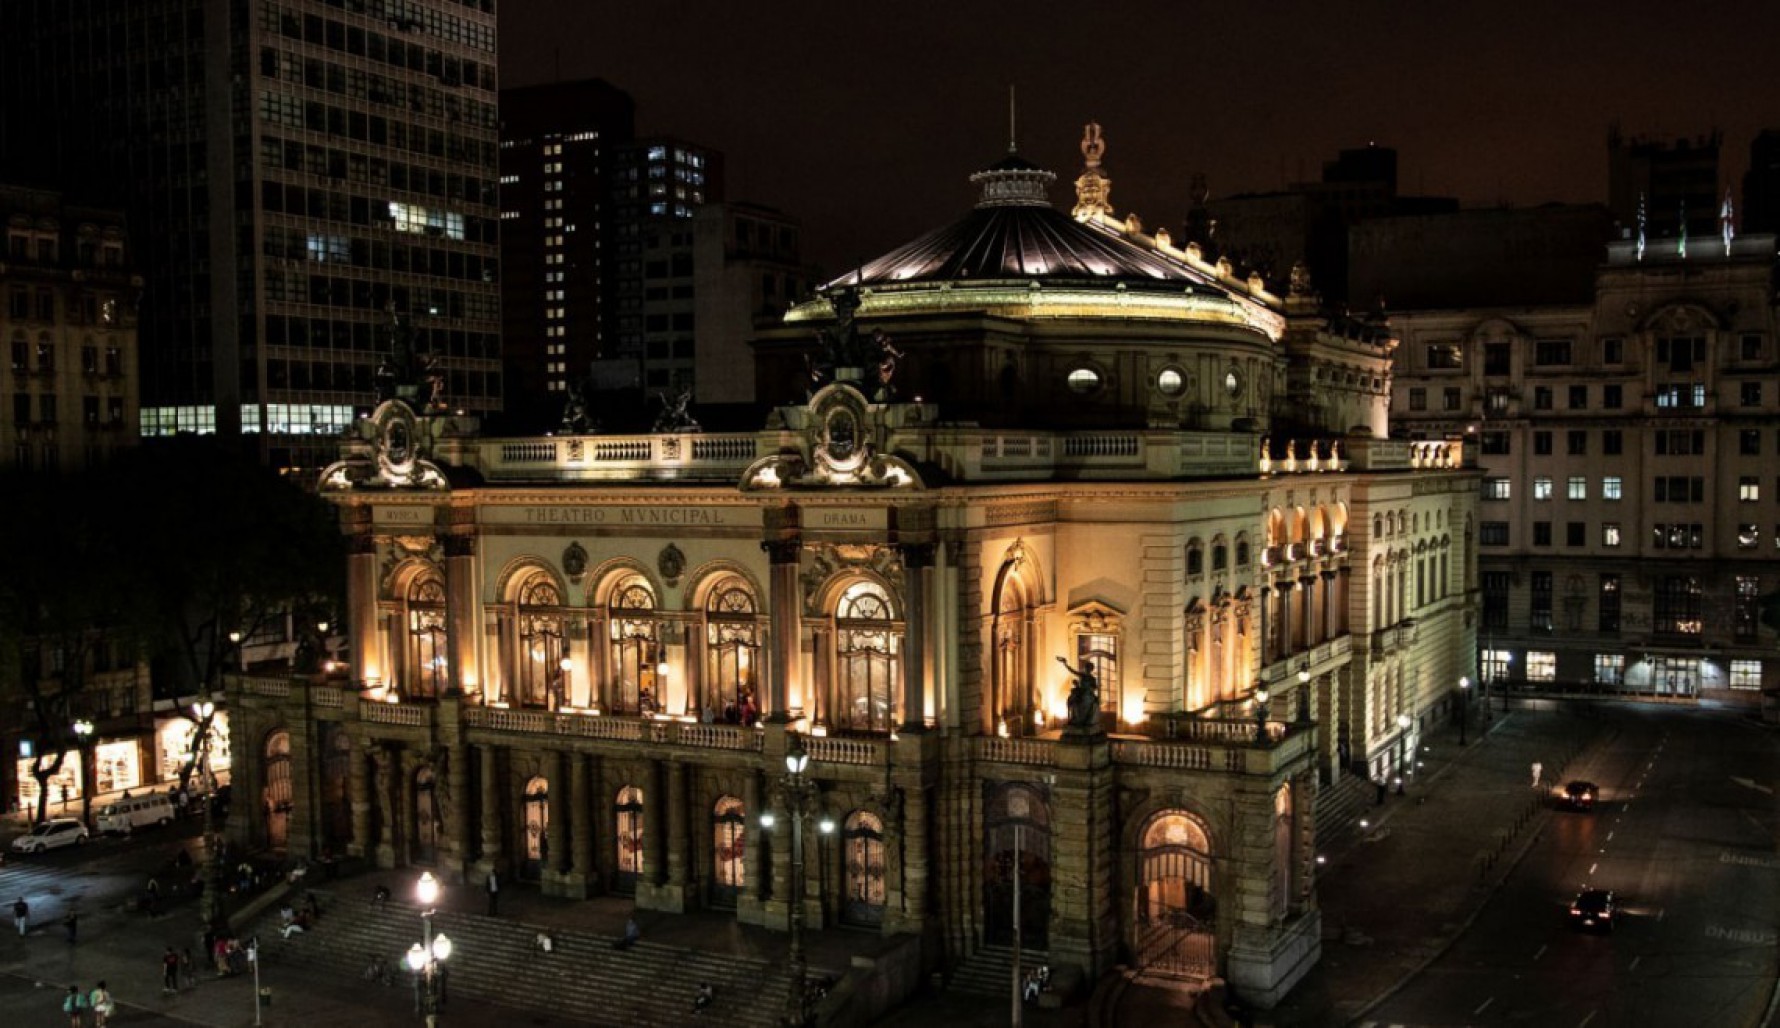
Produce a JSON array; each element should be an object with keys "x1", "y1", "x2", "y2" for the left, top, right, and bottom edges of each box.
[
  {"x1": 1136, "y1": 811, "x2": 1217, "y2": 977},
  {"x1": 992, "y1": 568, "x2": 1033, "y2": 733},
  {"x1": 703, "y1": 581, "x2": 758, "y2": 719},
  {"x1": 522, "y1": 776, "x2": 549, "y2": 879},
  {"x1": 263, "y1": 730, "x2": 292, "y2": 851},
  {"x1": 608, "y1": 577, "x2": 660, "y2": 716},
  {"x1": 405, "y1": 570, "x2": 447, "y2": 698},
  {"x1": 842, "y1": 810, "x2": 887, "y2": 926},
  {"x1": 516, "y1": 574, "x2": 564, "y2": 709},
  {"x1": 614, "y1": 785, "x2": 646, "y2": 894},
  {"x1": 835, "y1": 581, "x2": 899, "y2": 733},
  {"x1": 1272, "y1": 784, "x2": 1294, "y2": 921},
  {"x1": 711, "y1": 795, "x2": 746, "y2": 908}
]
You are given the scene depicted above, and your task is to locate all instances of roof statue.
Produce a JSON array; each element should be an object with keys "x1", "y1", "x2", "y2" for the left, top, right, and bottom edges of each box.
[
  {"x1": 652, "y1": 385, "x2": 702, "y2": 434},
  {"x1": 806, "y1": 287, "x2": 905, "y2": 401},
  {"x1": 373, "y1": 302, "x2": 446, "y2": 413},
  {"x1": 1073, "y1": 121, "x2": 1114, "y2": 219},
  {"x1": 1289, "y1": 261, "x2": 1314, "y2": 298},
  {"x1": 559, "y1": 380, "x2": 595, "y2": 434}
]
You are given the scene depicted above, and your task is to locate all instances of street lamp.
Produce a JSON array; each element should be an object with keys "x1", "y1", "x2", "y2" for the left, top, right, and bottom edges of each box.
[
  {"x1": 408, "y1": 870, "x2": 452, "y2": 1027},
  {"x1": 1457, "y1": 676, "x2": 1471, "y2": 746},
  {"x1": 1395, "y1": 713, "x2": 1411, "y2": 794},
  {"x1": 1253, "y1": 683, "x2": 1271, "y2": 745},
  {"x1": 780, "y1": 734, "x2": 817, "y2": 1027},
  {"x1": 70, "y1": 719, "x2": 94, "y2": 825},
  {"x1": 1295, "y1": 662, "x2": 1312, "y2": 725}
]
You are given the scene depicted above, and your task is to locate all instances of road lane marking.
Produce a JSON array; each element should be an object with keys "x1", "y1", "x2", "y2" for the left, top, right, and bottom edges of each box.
[
  {"x1": 1705, "y1": 925, "x2": 1778, "y2": 945},
  {"x1": 1579, "y1": 1010, "x2": 1598, "y2": 1027},
  {"x1": 1534, "y1": 944, "x2": 1548, "y2": 961},
  {"x1": 1657, "y1": 908, "x2": 1665, "y2": 922},
  {"x1": 1630, "y1": 956, "x2": 1641, "y2": 971},
  {"x1": 1474, "y1": 997, "x2": 1495, "y2": 1015},
  {"x1": 1589, "y1": 863, "x2": 1598, "y2": 875},
  {"x1": 1607, "y1": 832, "x2": 1614, "y2": 841}
]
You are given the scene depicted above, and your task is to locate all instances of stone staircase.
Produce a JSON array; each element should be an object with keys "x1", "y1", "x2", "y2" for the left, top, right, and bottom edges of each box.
[
  {"x1": 946, "y1": 942, "x2": 1038, "y2": 998},
  {"x1": 252, "y1": 890, "x2": 791, "y2": 1027},
  {"x1": 1313, "y1": 772, "x2": 1376, "y2": 855}
]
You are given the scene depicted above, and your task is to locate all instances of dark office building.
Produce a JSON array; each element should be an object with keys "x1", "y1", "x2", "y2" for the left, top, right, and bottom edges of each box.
[
  {"x1": 1743, "y1": 130, "x2": 1780, "y2": 237},
  {"x1": 498, "y1": 79, "x2": 634, "y2": 427},
  {"x1": 1606, "y1": 127, "x2": 1722, "y2": 242},
  {"x1": 0, "y1": 0, "x2": 502, "y2": 469}
]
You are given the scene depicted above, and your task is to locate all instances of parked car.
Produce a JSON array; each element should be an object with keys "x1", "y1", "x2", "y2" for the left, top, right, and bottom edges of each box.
[
  {"x1": 1569, "y1": 888, "x2": 1616, "y2": 932},
  {"x1": 1560, "y1": 780, "x2": 1599, "y2": 811},
  {"x1": 10, "y1": 818, "x2": 89, "y2": 854},
  {"x1": 97, "y1": 792, "x2": 176, "y2": 835}
]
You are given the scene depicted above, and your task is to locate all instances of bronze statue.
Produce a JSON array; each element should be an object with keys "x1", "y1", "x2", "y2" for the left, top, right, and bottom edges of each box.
[
  {"x1": 652, "y1": 386, "x2": 701, "y2": 434},
  {"x1": 1056, "y1": 655, "x2": 1100, "y2": 730}
]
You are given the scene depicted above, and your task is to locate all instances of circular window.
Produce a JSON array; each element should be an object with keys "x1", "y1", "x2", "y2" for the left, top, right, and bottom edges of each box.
[
  {"x1": 1067, "y1": 367, "x2": 1101, "y2": 394},
  {"x1": 1156, "y1": 368, "x2": 1185, "y2": 397},
  {"x1": 1224, "y1": 369, "x2": 1241, "y2": 397}
]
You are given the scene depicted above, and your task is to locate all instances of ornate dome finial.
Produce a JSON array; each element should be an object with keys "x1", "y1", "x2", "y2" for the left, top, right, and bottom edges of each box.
[
  {"x1": 1073, "y1": 122, "x2": 1114, "y2": 219},
  {"x1": 970, "y1": 152, "x2": 1055, "y2": 208}
]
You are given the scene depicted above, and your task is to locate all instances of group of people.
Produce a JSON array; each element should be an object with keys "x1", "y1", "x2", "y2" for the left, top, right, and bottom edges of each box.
[
  {"x1": 60, "y1": 982, "x2": 114, "y2": 1028},
  {"x1": 278, "y1": 892, "x2": 322, "y2": 938},
  {"x1": 705, "y1": 693, "x2": 759, "y2": 726}
]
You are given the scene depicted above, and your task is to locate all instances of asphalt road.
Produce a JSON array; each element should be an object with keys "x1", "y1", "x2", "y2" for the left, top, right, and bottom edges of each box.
[{"x1": 1366, "y1": 704, "x2": 1780, "y2": 1027}]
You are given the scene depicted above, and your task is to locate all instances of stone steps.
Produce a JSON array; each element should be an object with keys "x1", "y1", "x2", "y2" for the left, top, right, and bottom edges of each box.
[
  {"x1": 1313, "y1": 772, "x2": 1376, "y2": 854},
  {"x1": 947, "y1": 942, "x2": 1043, "y2": 998},
  {"x1": 252, "y1": 890, "x2": 789, "y2": 1027}
]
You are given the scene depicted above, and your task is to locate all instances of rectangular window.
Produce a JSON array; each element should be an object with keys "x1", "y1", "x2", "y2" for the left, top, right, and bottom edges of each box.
[
  {"x1": 1601, "y1": 337, "x2": 1624, "y2": 364},
  {"x1": 1486, "y1": 387, "x2": 1511, "y2": 413},
  {"x1": 1603, "y1": 384, "x2": 1623, "y2": 409},
  {"x1": 1526, "y1": 650, "x2": 1556, "y2": 681},
  {"x1": 1484, "y1": 344, "x2": 1511, "y2": 376},
  {"x1": 1602, "y1": 522, "x2": 1621, "y2": 547},
  {"x1": 1443, "y1": 387, "x2": 1462, "y2": 411},
  {"x1": 1741, "y1": 477, "x2": 1761, "y2": 502},
  {"x1": 1534, "y1": 386, "x2": 1554, "y2": 410},
  {"x1": 1534, "y1": 339, "x2": 1572, "y2": 365},
  {"x1": 1742, "y1": 381, "x2": 1762, "y2": 407},
  {"x1": 1603, "y1": 476, "x2": 1622, "y2": 500},
  {"x1": 1568, "y1": 385, "x2": 1588, "y2": 409},
  {"x1": 1533, "y1": 521, "x2": 1552, "y2": 547},
  {"x1": 1728, "y1": 659, "x2": 1762, "y2": 690},
  {"x1": 1482, "y1": 573, "x2": 1511, "y2": 630},
  {"x1": 1602, "y1": 429, "x2": 1622, "y2": 455},
  {"x1": 1567, "y1": 476, "x2": 1587, "y2": 500},
  {"x1": 1533, "y1": 431, "x2": 1553, "y2": 456},
  {"x1": 1654, "y1": 575, "x2": 1703, "y2": 634},
  {"x1": 1738, "y1": 523, "x2": 1760, "y2": 549},
  {"x1": 1742, "y1": 334, "x2": 1764, "y2": 361},
  {"x1": 1656, "y1": 429, "x2": 1705, "y2": 456},
  {"x1": 1654, "y1": 477, "x2": 1704, "y2": 503},
  {"x1": 1598, "y1": 574, "x2": 1620, "y2": 633},
  {"x1": 1077, "y1": 633, "x2": 1120, "y2": 715},
  {"x1": 1480, "y1": 522, "x2": 1509, "y2": 547},
  {"x1": 1567, "y1": 430, "x2": 1588, "y2": 456},
  {"x1": 1484, "y1": 478, "x2": 1512, "y2": 501},
  {"x1": 1426, "y1": 344, "x2": 1462, "y2": 369},
  {"x1": 1533, "y1": 476, "x2": 1553, "y2": 501},
  {"x1": 1482, "y1": 647, "x2": 1512, "y2": 682},
  {"x1": 1594, "y1": 654, "x2": 1624, "y2": 684},
  {"x1": 1735, "y1": 576, "x2": 1761, "y2": 640},
  {"x1": 1741, "y1": 429, "x2": 1761, "y2": 456},
  {"x1": 1481, "y1": 431, "x2": 1510, "y2": 455},
  {"x1": 1408, "y1": 388, "x2": 1426, "y2": 411},
  {"x1": 1566, "y1": 522, "x2": 1586, "y2": 547}
]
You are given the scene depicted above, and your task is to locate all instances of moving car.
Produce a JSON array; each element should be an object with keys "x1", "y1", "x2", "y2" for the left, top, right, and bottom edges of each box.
[
  {"x1": 1560, "y1": 780, "x2": 1598, "y2": 811},
  {"x1": 9, "y1": 818, "x2": 89, "y2": 854},
  {"x1": 1569, "y1": 888, "x2": 1616, "y2": 931}
]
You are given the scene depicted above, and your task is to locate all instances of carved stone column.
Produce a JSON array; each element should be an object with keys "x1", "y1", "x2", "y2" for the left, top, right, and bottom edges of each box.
[
  {"x1": 736, "y1": 770, "x2": 767, "y2": 926},
  {"x1": 444, "y1": 733, "x2": 470, "y2": 880},
  {"x1": 898, "y1": 542, "x2": 935, "y2": 732},
  {"x1": 566, "y1": 751, "x2": 592, "y2": 896},
  {"x1": 372, "y1": 746, "x2": 396, "y2": 868},
  {"x1": 475, "y1": 743, "x2": 502, "y2": 879},
  {"x1": 1277, "y1": 579, "x2": 1295, "y2": 661},
  {"x1": 542, "y1": 749, "x2": 569, "y2": 894},
  {"x1": 1338, "y1": 566, "x2": 1352, "y2": 635},
  {"x1": 347, "y1": 736, "x2": 371, "y2": 859},
  {"x1": 1320, "y1": 570, "x2": 1337, "y2": 643},
  {"x1": 1258, "y1": 586, "x2": 1272, "y2": 667},
  {"x1": 444, "y1": 533, "x2": 475, "y2": 698},
  {"x1": 761, "y1": 535, "x2": 803, "y2": 720},
  {"x1": 346, "y1": 518, "x2": 383, "y2": 688}
]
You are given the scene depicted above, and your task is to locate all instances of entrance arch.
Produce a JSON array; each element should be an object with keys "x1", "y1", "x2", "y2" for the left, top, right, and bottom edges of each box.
[
  {"x1": 614, "y1": 785, "x2": 645, "y2": 895},
  {"x1": 1135, "y1": 810, "x2": 1217, "y2": 978},
  {"x1": 983, "y1": 782, "x2": 1051, "y2": 949},
  {"x1": 710, "y1": 796, "x2": 746, "y2": 908},
  {"x1": 263, "y1": 731, "x2": 292, "y2": 851},
  {"x1": 841, "y1": 810, "x2": 886, "y2": 927},
  {"x1": 521, "y1": 776, "x2": 548, "y2": 880}
]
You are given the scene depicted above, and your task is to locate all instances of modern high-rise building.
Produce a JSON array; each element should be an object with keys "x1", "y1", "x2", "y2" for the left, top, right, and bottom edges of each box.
[
  {"x1": 498, "y1": 79, "x2": 635, "y2": 427},
  {"x1": 691, "y1": 202, "x2": 808, "y2": 406},
  {"x1": 1743, "y1": 130, "x2": 1780, "y2": 237},
  {"x1": 0, "y1": 0, "x2": 502, "y2": 470},
  {"x1": 1, "y1": 184, "x2": 140, "y2": 471},
  {"x1": 1606, "y1": 126, "x2": 1723, "y2": 242}
]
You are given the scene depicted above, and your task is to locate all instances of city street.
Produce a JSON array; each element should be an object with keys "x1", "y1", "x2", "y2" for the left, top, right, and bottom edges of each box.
[{"x1": 1365, "y1": 703, "x2": 1780, "y2": 1027}]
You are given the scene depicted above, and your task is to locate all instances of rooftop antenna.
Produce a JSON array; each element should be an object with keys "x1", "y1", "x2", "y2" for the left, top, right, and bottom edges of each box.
[{"x1": 1008, "y1": 84, "x2": 1017, "y2": 153}]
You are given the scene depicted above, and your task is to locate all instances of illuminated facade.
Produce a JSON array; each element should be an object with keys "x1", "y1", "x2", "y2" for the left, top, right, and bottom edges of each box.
[{"x1": 231, "y1": 129, "x2": 1476, "y2": 1007}]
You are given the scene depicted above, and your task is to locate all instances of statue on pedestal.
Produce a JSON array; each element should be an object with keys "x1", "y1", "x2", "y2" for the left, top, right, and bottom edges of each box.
[{"x1": 1056, "y1": 656, "x2": 1101, "y2": 731}]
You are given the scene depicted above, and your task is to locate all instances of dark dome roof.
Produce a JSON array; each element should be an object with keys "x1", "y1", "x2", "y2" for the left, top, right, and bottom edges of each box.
[{"x1": 827, "y1": 152, "x2": 1221, "y2": 294}]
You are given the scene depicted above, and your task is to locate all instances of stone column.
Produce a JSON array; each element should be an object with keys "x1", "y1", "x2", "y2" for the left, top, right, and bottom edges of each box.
[
  {"x1": 761, "y1": 536, "x2": 803, "y2": 720},
  {"x1": 372, "y1": 746, "x2": 396, "y2": 868},
  {"x1": 1320, "y1": 570, "x2": 1336, "y2": 643},
  {"x1": 898, "y1": 543, "x2": 935, "y2": 732},
  {"x1": 1277, "y1": 579, "x2": 1295, "y2": 661},
  {"x1": 1048, "y1": 734, "x2": 1118, "y2": 978},
  {"x1": 665, "y1": 759, "x2": 691, "y2": 912},
  {"x1": 567, "y1": 751, "x2": 592, "y2": 896},
  {"x1": 444, "y1": 533, "x2": 476, "y2": 698},
  {"x1": 736, "y1": 771, "x2": 767, "y2": 926},
  {"x1": 1258, "y1": 586, "x2": 1272, "y2": 666},
  {"x1": 475, "y1": 743, "x2": 502, "y2": 879},
  {"x1": 345, "y1": 516, "x2": 383, "y2": 688},
  {"x1": 347, "y1": 736, "x2": 371, "y2": 859},
  {"x1": 542, "y1": 749, "x2": 569, "y2": 893},
  {"x1": 1300, "y1": 576, "x2": 1317, "y2": 648},
  {"x1": 444, "y1": 733, "x2": 470, "y2": 880},
  {"x1": 1338, "y1": 567, "x2": 1352, "y2": 635}
]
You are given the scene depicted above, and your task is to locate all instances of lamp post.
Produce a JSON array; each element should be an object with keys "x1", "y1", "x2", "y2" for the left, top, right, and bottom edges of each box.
[
  {"x1": 1498, "y1": 653, "x2": 1513, "y2": 713},
  {"x1": 408, "y1": 871, "x2": 453, "y2": 1028},
  {"x1": 1457, "y1": 676, "x2": 1471, "y2": 746},
  {"x1": 70, "y1": 719, "x2": 94, "y2": 828},
  {"x1": 1253, "y1": 683, "x2": 1271, "y2": 745},
  {"x1": 1295, "y1": 662, "x2": 1313, "y2": 725},
  {"x1": 1395, "y1": 712, "x2": 1411, "y2": 794},
  {"x1": 778, "y1": 734, "x2": 818, "y2": 1027},
  {"x1": 192, "y1": 700, "x2": 230, "y2": 933}
]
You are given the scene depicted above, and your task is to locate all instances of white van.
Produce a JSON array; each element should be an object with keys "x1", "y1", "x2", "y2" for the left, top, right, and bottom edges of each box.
[{"x1": 96, "y1": 792, "x2": 175, "y2": 835}]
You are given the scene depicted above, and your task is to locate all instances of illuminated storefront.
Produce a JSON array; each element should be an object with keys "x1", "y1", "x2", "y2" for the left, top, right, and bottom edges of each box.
[
  {"x1": 156, "y1": 711, "x2": 232, "y2": 783},
  {"x1": 12, "y1": 740, "x2": 142, "y2": 810}
]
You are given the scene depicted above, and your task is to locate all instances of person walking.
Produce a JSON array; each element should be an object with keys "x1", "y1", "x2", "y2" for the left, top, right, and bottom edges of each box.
[
  {"x1": 88, "y1": 982, "x2": 113, "y2": 1028},
  {"x1": 161, "y1": 947, "x2": 180, "y2": 994},
  {"x1": 12, "y1": 897, "x2": 27, "y2": 936},
  {"x1": 484, "y1": 869, "x2": 499, "y2": 916},
  {"x1": 61, "y1": 985, "x2": 86, "y2": 1028},
  {"x1": 1531, "y1": 761, "x2": 1544, "y2": 788}
]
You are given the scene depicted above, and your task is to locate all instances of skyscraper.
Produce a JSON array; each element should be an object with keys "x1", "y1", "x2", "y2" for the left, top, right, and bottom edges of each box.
[{"x1": 0, "y1": 0, "x2": 502, "y2": 469}]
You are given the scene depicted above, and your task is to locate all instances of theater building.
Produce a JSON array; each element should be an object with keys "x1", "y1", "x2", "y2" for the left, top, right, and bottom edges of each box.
[{"x1": 228, "y1": 129, "x2": 1476, "y2": 1006}]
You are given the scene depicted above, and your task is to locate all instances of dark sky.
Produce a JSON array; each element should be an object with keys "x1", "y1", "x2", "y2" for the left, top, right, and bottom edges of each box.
[{"x1": 502, "y1": 1, "x2": 1780, "y2": 275}]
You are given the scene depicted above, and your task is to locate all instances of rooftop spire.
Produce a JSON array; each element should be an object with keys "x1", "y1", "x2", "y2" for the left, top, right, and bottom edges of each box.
[{"x1": 1008, "y1": 85, "x2": 1017, "y2": 153}]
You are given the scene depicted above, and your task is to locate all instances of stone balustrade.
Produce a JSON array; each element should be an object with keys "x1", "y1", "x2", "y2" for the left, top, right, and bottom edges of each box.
[{"x1": 974, "y1": 736, "x2": 1055, "y2": 766}]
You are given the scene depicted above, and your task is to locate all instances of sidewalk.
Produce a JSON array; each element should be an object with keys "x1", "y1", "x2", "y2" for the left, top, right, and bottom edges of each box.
[{"x1": 1258, "y1": 703, "x2": 1603, "y2": 1027}]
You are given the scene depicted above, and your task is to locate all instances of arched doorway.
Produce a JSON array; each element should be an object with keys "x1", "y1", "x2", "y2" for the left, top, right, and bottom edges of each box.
[
  {"x1": 412, "y1": 766, "x2": 439, "y2": 865},
  {"x1": 841, "y1": 810, "x2": 886, "y2": 927},
  {"x1": 521, "y1": 776, "x2": 548, "y2": 880},
  {"x1": 263, "y1": 731, "x2": 292, "y2": 851},
  {"x1": 984, "y1": 782, "x2": 1050, "y2": 949},
  {"x1": 320, "y1": 728, "x2": 352, "y2": 853},
  {"x1": 1135, "y1": 811, "x2": 1217, "y2": 978},
  {"x1": 614, "y1": 785, "x2": 645, "y2": 895},
  {"x1": 710, "y1": 795, "x2": 746, "y2": 909}
]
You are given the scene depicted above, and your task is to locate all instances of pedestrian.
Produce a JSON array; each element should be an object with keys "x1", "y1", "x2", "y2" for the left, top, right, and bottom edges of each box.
[
  {"x1": 612, "y1": 915, "x2": 640, "y2": 950},
  {"x1": 181, "y1": 947, "x2": 195, "y2": 988},
  {"x1": 61, "y1": 985, "x2": 86, "y2": 1028},
  {"x1": 484, "y1": 869, "x2": 499, "y2": 916},
  {"x1": 1530, "y1": 761, "x2": 1543, "y2": 788},
  {"x1": 693, "y1": 982, "x2": 713, "y2": 1014},
  {"x1": 63, "y1": 910, "x2": 77, "y2": 945},
  {"x1": 162, "y1": 946, "x2": 180, "y2": 993},
  {"x1": 12, "y1": 896, "x2": 26, "y2": 936},
  {"x1": 88, "y1": 981, "x2": 114, "y2": 1028}
]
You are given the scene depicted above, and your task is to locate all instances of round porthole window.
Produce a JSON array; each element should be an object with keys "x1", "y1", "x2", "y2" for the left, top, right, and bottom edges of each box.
[
  {"x1": 1067, "y1": 367, "x2": 1101, "y2": 394},
  {"x1": 1224, "y1": 369, "x2": 1241, "y2": 397},
  {"x1": 1156, "y1": 367, "x2": 1185, "y2": 397}
]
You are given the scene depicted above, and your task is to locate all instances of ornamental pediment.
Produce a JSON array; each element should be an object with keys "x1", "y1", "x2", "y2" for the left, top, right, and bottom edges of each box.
[{"x1": 740, "y1": 382, "x2": 926, "y2": 492}]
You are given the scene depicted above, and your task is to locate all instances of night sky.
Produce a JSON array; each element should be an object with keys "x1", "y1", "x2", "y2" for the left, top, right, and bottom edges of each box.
[{"x1": 501, "y1": 1, "x2": 1780, "y2": 275}]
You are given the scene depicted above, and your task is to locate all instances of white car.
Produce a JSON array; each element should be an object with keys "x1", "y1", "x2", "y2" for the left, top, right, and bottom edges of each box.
[{"x1": 10, "y1": 818, "x2": 89, "y2": 854}]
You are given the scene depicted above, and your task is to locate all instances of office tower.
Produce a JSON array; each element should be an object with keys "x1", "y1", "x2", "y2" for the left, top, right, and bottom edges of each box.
[
  {"x1": 0, "y1": 0, "x2": 502, "y2": 469},
  {"x1": 498, "y1": 79, "x2": 634, "y2": 427},
  {"x1": 1606, "y1": 126, "x2": 1722, "y2": 242}
]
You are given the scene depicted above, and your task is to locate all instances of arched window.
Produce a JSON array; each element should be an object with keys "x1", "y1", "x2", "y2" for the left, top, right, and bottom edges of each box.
[
  {"x1": 703, "y1": 581, "x2": 758, "y2": 720},
  {"x1": 522, "y1": 776, "x2": 549, "y2": 879},
  {"x1": 1234, "y1": 535, "x2": 1251, "y2": 567},
  {"x1": 992, "y1": 570, "x2": 1034, "y2": 733},
  {"x1": 263, "y1": 731, "x2": 292, "y2": 851},
  {"x1": 711, "y1": 795, "x2": 746, "y2": 907},
  {"x1": 405, "y1": 570, "x2": 447, "y2": 699},
  {"x1": 515, "y1": 574, "x2": 564, "y2": 709},
  {"x1": 834, "y1": 581, "x2": 900, "y2": 733},
  {"x1": 1211, "y1": 538, "x2": 1228, "y2": 572},
  {"x1": 1272, "y1": 785, "x2": 1294, "y2": 921},
  {"x1": 1136, "y1": 811, "x2": 1217, "y2": 977},
  {"x1": 614, "y1": 785, "x2": 646, "y2": 894},
  {"x1": 1186, "y1": 539, "x2": 1204, "y2": 577},
  {"x1": 608, "y1": 576, "x2": 660, "y2": 716},
  {"x1": 842, "y1": 810, "x2": 887, "y2": 926}
]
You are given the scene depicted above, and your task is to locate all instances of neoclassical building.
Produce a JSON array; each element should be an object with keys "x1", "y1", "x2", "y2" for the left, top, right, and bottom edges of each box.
[{"x1": 229, "y1": 129, "x2": 1477, "y2": 1008}]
